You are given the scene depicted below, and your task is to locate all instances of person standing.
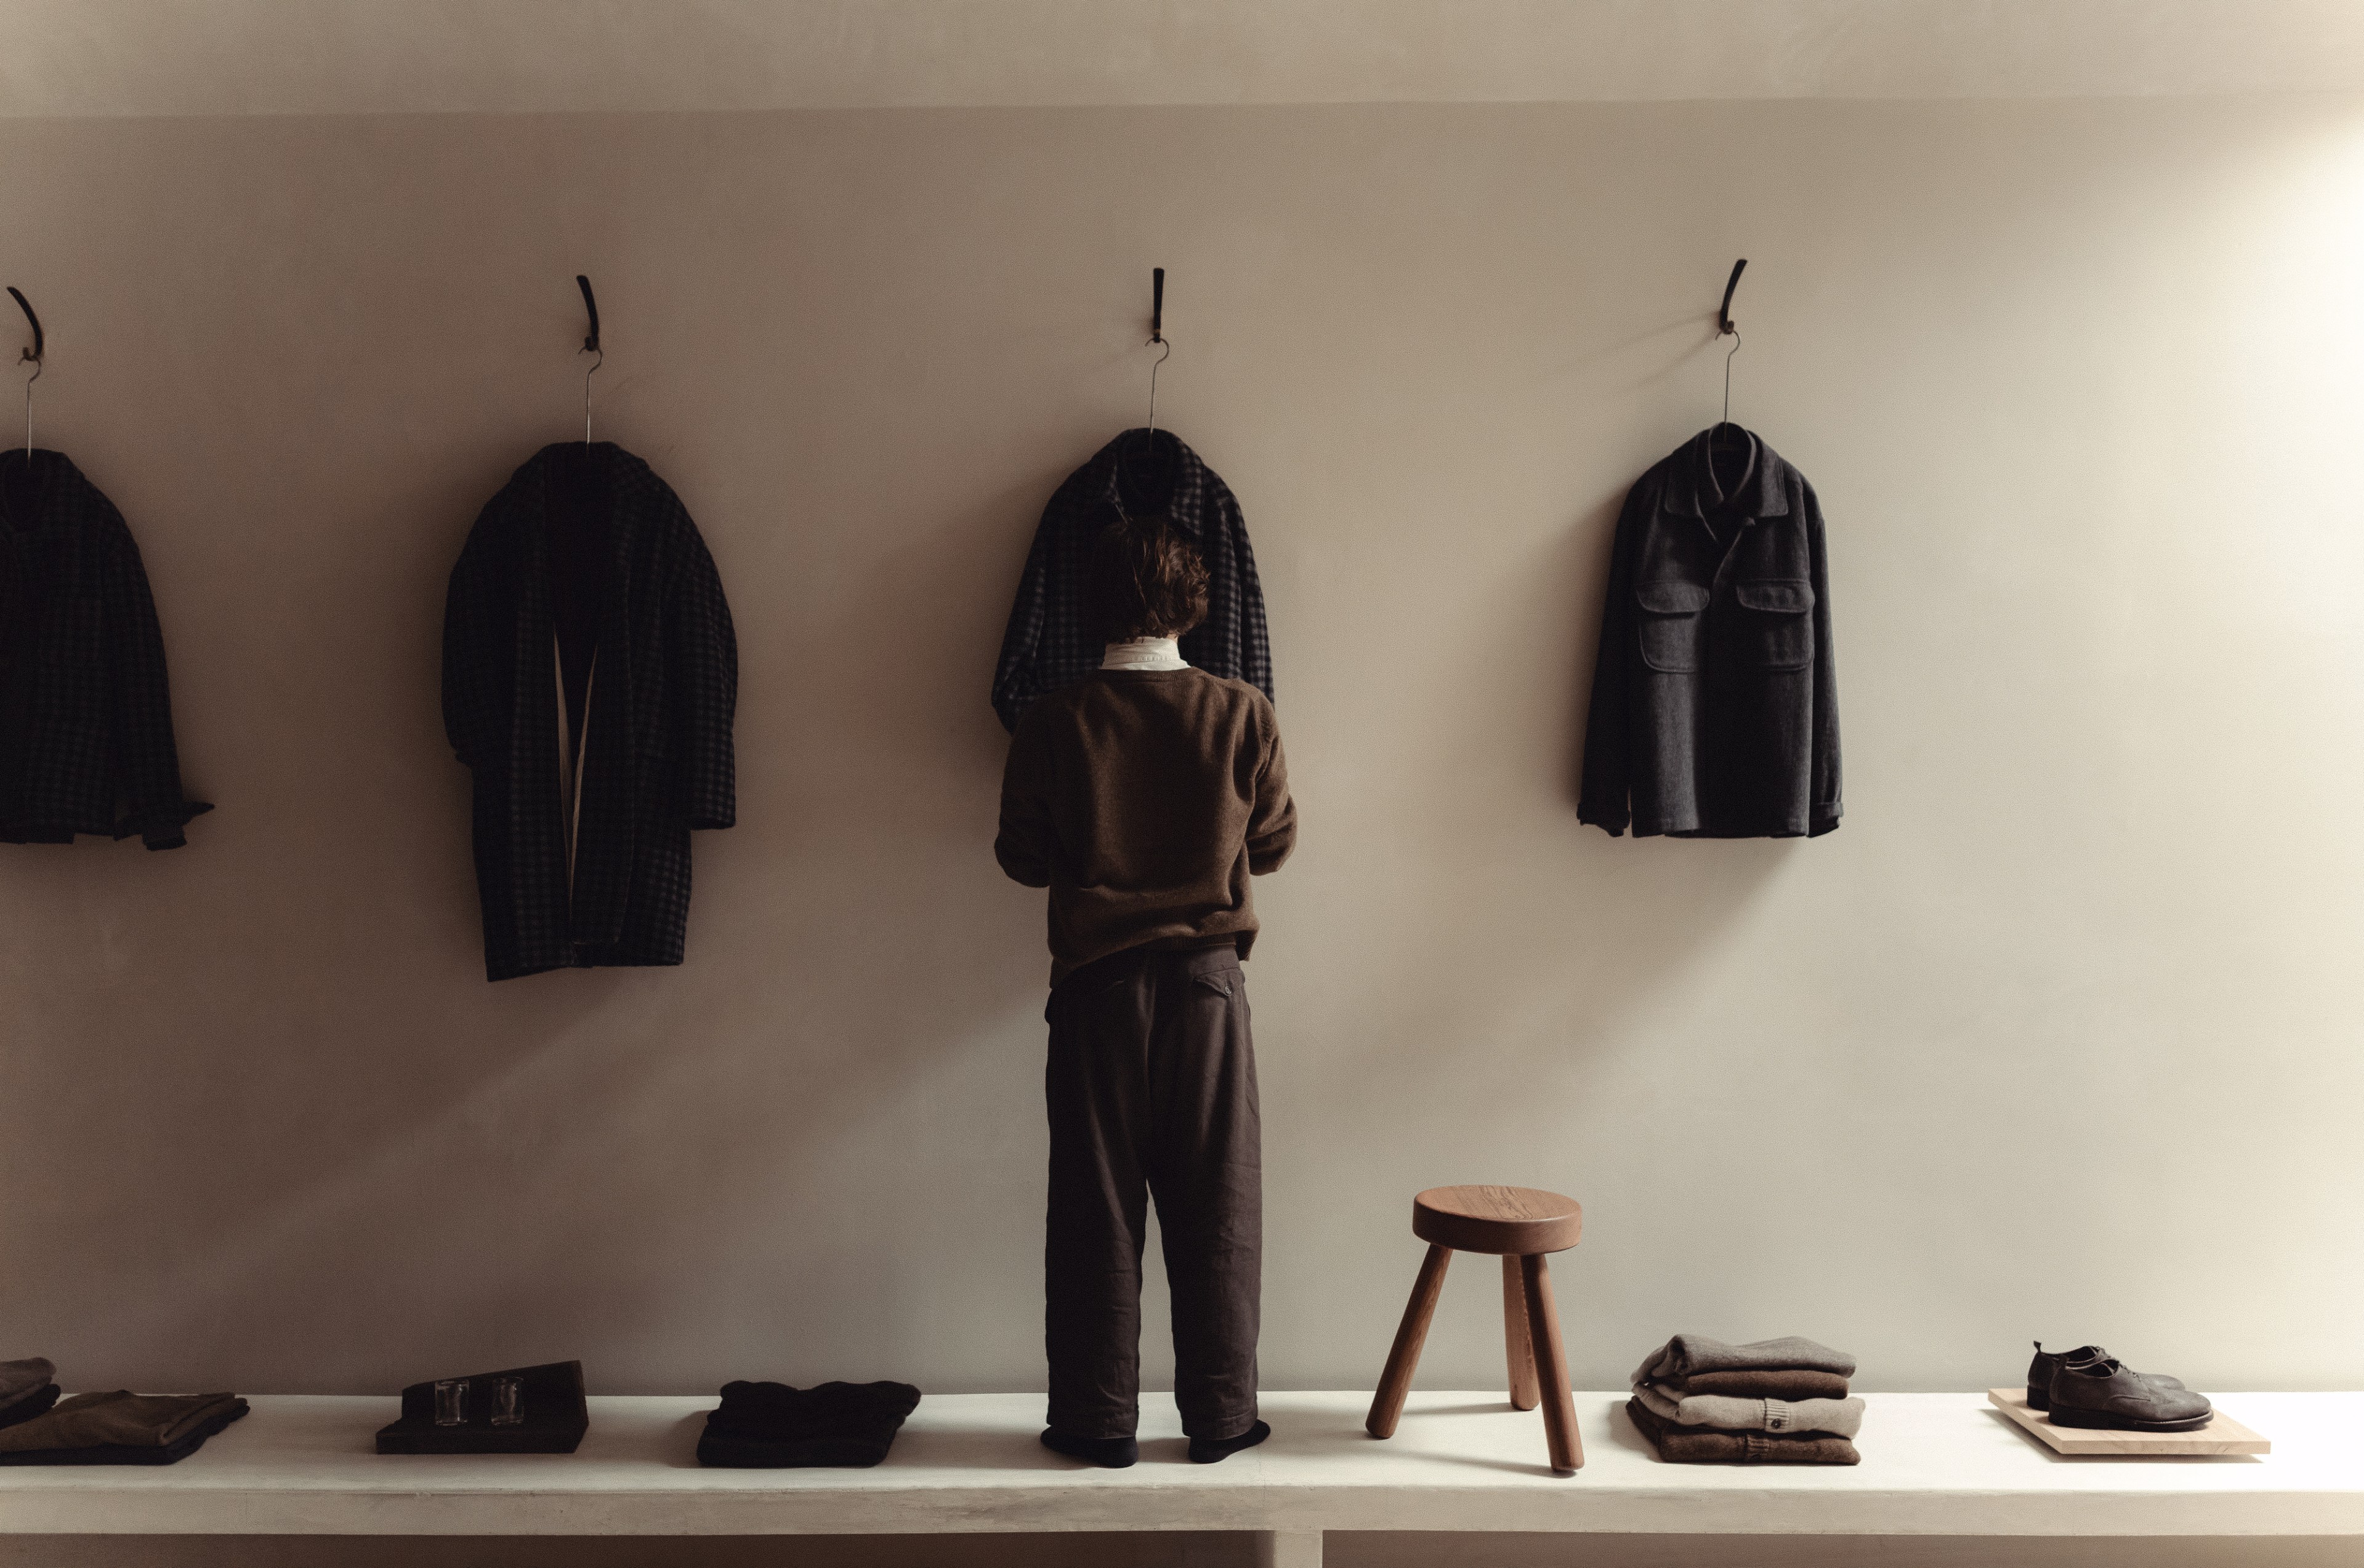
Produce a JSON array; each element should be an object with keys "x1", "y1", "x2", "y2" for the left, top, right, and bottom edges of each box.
[{"x1": 994, "y1": 515, "x2": 1297, "y2": 1468}]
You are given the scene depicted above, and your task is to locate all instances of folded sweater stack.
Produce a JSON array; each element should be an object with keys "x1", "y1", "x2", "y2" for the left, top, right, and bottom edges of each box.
[{"x1": 1628, "y1": 1334, "x2": 1862, "y2": 1466}]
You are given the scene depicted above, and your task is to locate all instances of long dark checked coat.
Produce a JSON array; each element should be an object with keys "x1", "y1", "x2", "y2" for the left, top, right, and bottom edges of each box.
[
  {"x1": 443, "y1": 443, "x2": 736, "y2": 981},
  {"x1": 991, "y1": 428, "x2": 1272, "y2": 731},
  {"x1": 0, "y1": 450, "x2": 211, "y2": 850}
]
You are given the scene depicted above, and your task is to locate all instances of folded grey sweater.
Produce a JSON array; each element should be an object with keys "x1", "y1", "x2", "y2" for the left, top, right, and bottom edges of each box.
[
  {"x1": 1631, "y1": 1334, "x2": 1856, "y2": 1385},
  {"x1": 1631, "y1": 1382, "x2": 1865, "y2": 1437}
]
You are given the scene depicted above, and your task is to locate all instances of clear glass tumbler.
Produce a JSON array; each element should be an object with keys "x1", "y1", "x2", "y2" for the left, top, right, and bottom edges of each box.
[
  {"x1": 490, "y1": 1376, "x2": 525, "y2": 1427},
  {"x1": 432, "y1": 1378, "x2": 469, "y2": 1426}
]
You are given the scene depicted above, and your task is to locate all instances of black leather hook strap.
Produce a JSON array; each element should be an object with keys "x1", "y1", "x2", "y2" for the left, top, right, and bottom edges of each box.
[
  {"x1": 7, "y1": 286, "x2": 42, "y2": 363},
  {"x1": 576, "y1": 275, "x2": 600, "y2": 354},
  {"x1": 1150, "y1": 267, "x2": 1164, "y2": 343},
  {"x1": 1717, "y1": 258, "x2": 1746, "y2": 336}
]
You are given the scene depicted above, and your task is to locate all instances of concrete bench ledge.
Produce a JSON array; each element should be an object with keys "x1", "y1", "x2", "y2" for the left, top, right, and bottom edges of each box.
[{"x1": 3, "y1": 1391, "x2": 2358, "y2": 1566}]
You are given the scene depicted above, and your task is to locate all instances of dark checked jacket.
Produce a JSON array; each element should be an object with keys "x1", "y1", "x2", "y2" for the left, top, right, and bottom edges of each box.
[
  {"x1": 0, "y1": 450, "x2": 211, "y2": 850},
  {"x1": 443, "y1": 443, "x2": 736, "y2": 981},
  {"x1": 1579, "y1": 428, "x2": 1841, "y2": 839},
  {"x1": 991, "y1": 428, "x2": 1272, "y2": 731}
]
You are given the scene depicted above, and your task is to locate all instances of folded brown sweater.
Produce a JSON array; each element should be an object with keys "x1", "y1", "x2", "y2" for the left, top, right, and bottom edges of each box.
[
  {"x1": 1658, "y1": 1368, "x2": 1850, "y2": 1402},
  {"x1": 0, "y1": 1360, "x2": 54, "y2": 1410},
  {"x1": 0, "y1": 1392, "x2": 245, "y2": 1453},
  {"x1": 1627, "y1": 1396, "x2": 1860, "y2": 1466}
]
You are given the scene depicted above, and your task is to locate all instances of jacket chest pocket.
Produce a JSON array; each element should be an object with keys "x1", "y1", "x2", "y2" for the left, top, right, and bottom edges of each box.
[
  {"x1": 1635, "y1": 581, "x2": 1709, "y2": 673},
  {"x1": 1732, "y1": 580, "x2": 1815, "y2": 669}
]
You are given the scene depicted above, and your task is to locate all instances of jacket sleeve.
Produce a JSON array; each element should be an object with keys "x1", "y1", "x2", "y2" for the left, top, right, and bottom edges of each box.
[
  {"x1": 669, "y1": 530, "x2": 738, "y2": 831},
  {"x1": 100, "y1": 525, "x2": 211, "y2": 850},
  {"x1": 441, "y1": 519, "x2": 496, "y2": 772},
  {"x1": 1246, "y1": 706, "x2": 1296, "y2": 874},
  {"x1": 1227, "y1": 505, "x2": 1275, "y2": 707},
  {"x1": 989, "y1": 503, "x2": 1059, "y2": 734},
  {"x1": 993, "y1": 708, "x2": 1054, "y2": 888},
  {"x1": 1576, "y1": 483, "x2": 1647, "y2": 836},
  {"x1": 1806, "y1": 483, "x2": 1842, "y2": 835}
]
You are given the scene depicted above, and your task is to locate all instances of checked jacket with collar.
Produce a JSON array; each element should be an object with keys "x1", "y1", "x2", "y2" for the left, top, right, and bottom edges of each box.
[
  {"x1": 1579, "y1": 427, "x2": 1842, "y2": 839},
  {"x1": 443, "y1": 442, "x2": 736, "y2": 981},
  {"x1": 0, "y1": 449, "x2": 211, "y2": 850},
  {"x1": 991, "y1": 428, "x2": 1272, "y2": 732}
]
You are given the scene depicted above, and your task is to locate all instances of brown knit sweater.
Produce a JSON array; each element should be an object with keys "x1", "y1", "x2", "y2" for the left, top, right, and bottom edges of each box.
[{"x1": 996, "y1": 668, "x2": 1296, "y2": 986}]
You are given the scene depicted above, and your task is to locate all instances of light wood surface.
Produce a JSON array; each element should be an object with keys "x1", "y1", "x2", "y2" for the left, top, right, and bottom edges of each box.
[
  {"x1": 1, "y1": 1393, "x2": 2358, "y2": 1539},
  {"x1": 1412, "y1": 1186, "x2": 1584, "y2": 1256},
  {"x1": 1502, "y1": 1255, "x2": 1539, "y2": 1412},
  {"x1": 1365, "y1": 1244, "x2": 1452, "y2": 1439},
  {"x1": 1519, "y1": 1253, "x2": 1583, "y2": 1473},
  {"x1": 1985, "y1": 1389, "x2": 2270, "y2": 1455},
  {"x1": 2, "y1": 1392, "x2": 2354, "y2": 1540}
]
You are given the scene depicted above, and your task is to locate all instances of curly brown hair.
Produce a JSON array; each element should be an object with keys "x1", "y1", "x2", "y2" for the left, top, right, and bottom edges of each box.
[{"x1": 1083, "y1": 515, "x2": 1210, "y2": 644}]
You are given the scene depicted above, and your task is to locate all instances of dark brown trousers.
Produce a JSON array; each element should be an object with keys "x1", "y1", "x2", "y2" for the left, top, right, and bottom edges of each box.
[{"x1": 1044, "y1": 943, "x2": 1262, "y2": 1442}]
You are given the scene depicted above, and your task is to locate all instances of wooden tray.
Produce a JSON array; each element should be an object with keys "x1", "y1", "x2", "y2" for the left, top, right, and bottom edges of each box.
[{"x1": 1987, "y1": 1388, "x2": 2268, "y2": 1455}]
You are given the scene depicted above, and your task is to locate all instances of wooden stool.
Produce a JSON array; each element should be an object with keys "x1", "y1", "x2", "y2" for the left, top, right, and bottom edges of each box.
[{"x1": 1365, "y1": 1184, "x2": 1585, "y2": 1474}]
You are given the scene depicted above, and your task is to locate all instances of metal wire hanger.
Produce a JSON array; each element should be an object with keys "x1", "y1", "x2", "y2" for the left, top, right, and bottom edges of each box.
[
  {"x1": 576, "y1": 274, "x2": 602, "y2": 444},
  {"x1": 9, "y1": 287, "x2": 43, "y2": 459},
  {"x1": 1113, "y1": 268, "x2": 1171, "y2": 522},
  {"x1": 1711, "y1": 258, "x2": 1749, "y2": 454}
]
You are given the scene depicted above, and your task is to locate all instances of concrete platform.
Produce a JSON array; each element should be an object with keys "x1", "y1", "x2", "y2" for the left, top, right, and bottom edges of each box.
[{"x1": 1, "y1": 1390, "x2": 2358, "y2": 1566}]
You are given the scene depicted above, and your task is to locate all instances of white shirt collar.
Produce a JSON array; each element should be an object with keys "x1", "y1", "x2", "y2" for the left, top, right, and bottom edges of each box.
[{"x1": 1100, "y1": 637, "x2": 1188, "y2": 672}]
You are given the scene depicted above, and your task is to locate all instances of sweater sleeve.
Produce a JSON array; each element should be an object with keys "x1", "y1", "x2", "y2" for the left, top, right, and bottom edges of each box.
[
  {"x1": 100, "y1": 525, "x2": 211, "y2": 850},
  {"x1": 1246, "y1": 708, "x2": 1296, "y2": 875},
  {"x1": 1576, "y1": 481, "x2": 1647, "y2": 837},
  {"x1": 994, "y1": 707, "x2": 1054, "y2": 888}
]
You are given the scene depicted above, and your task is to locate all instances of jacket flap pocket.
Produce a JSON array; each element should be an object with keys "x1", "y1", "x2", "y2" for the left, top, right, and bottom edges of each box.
[
  {"x1": 1636, "y1": 581, "x2": 1709, "y2": 614},
  {"x1": 1734, "y1": 580, "x2": 1813, "y2": 613}
]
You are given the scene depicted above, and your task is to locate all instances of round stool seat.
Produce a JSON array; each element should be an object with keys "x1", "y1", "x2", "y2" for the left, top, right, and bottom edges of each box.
[{"x1": 1413, "y1": 1185, "x2": 1583, "y2": 1256}]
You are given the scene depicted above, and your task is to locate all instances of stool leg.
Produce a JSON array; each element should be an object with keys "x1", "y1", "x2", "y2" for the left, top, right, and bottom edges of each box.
[
  {"x1": 1519, "y1": 1253, "x2": 1584, "y2": 1474},
  {"x1": 1366, "y1": 1244, "x2": 1453, "y2": 1439},
  {"x1": 1503, "y1": 1255, "x2": 1539, "y2": 1411}
]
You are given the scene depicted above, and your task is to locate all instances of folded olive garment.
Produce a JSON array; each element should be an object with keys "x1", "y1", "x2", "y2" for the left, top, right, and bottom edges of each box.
[
  {"x1": 0, "y1": 1392, "x2": 249, "y2": 1466},
  {"x1": 1626, "y1": 1396, "x2": 1859, "y2": 1466},
  {"x1": 1631, "y1": 1334, "x2": 1856, "y2": 1385},
  {"x1": 697, "y1": 1381, "x2": 922, "y2": 1468},
  {"x1": 1631, "y1": 1384, "x2": 1865, "y2": 1437},
  {"x1": 1655, "y1": 1368, "x2": 1850, "y2": 1402},
  {"x1": 0, "y1": 1360, "x2": 54, "y2": 1409}
]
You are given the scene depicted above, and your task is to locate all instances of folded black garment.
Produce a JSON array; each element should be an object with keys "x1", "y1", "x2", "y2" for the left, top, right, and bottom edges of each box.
[
  {"x1": 0, "y1": 1386, "x2": 60, "y2": 1432},
  {"x1": 697, "y1": 1380, "x2": 922, "y2": 1468},
  {"x1": 0, "y1": 1396, "x2": 248, "y2": 1466}
]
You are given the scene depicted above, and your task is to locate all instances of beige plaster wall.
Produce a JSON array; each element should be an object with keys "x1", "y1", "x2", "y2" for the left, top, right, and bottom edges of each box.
[{"x1": 0, "y1": 96, "x2": 2360, "y2": 1402}]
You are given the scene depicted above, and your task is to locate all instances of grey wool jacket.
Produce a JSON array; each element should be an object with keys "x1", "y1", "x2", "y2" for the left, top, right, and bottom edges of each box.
[{"x1": 1579, "y1": 428, "x2": 1841, "y2": 839}]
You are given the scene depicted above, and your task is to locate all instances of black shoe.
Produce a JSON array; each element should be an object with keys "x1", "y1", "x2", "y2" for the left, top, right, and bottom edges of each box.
[
  {"x1": 1188, "y1": 1420, "x2": 1270, "y2": 1465},
  {"x1": 2025, "y1": 1343, "x2": 2189, "y2": 1412},
  {"x1": 1040, "y1": 1428, "x2": 1138, "y2": 1468},
  {"x1": 2045, "y1": 1358, "x2": 2212, "y2": 1432}
]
